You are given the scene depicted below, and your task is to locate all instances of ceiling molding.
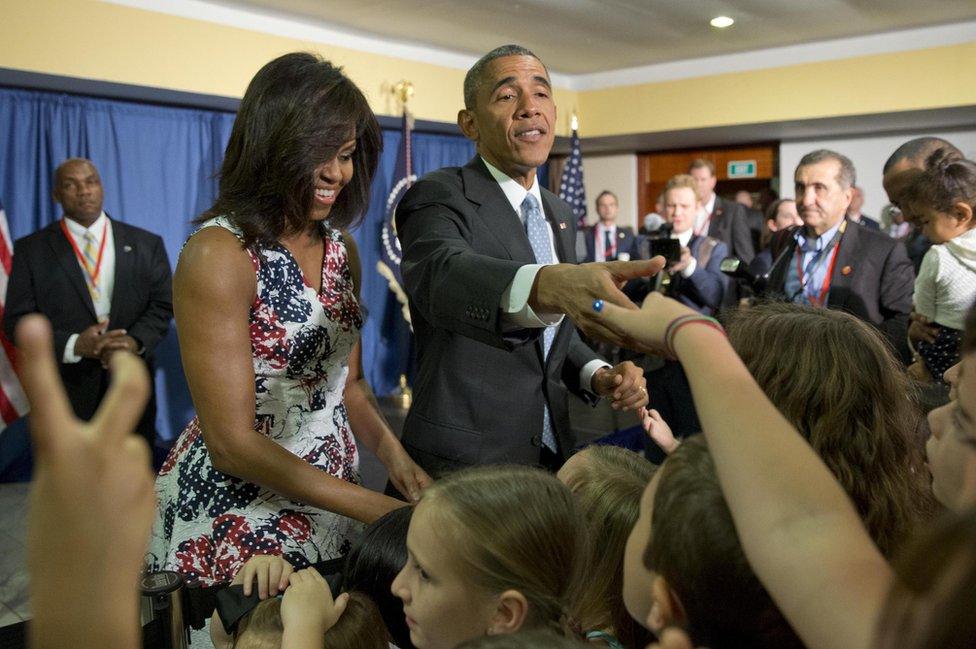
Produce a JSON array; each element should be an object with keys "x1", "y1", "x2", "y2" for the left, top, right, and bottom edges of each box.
[
  {"x1": 552, "y1": 105, "x2": 976, "y2": 155},
  {"x1": 567, "y1": 21, "x2": 976, "y2": 91},
  {"x1": 100, "y1": 1, "x2": 973, "y2": 92}
]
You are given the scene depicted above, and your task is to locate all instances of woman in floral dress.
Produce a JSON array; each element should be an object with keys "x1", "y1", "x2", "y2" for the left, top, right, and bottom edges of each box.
[{"x1": 147, "y1": 52, "x2": 428, "y2": 586}]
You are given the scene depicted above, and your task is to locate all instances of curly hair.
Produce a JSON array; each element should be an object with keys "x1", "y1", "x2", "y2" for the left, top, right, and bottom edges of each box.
[{"x1": 726, "y1": 302, "x2": 938, "y2": 557}]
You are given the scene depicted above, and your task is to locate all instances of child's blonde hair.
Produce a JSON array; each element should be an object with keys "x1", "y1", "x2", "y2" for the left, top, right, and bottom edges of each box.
[{"x1": 421, "y1": 465, "x2": 586, "y2": 633}]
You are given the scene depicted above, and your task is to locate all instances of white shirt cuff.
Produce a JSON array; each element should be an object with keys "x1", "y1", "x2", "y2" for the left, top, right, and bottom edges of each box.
[
  {"x1": 582, "y1": 359, "x2": 612, "y2": 395},
  {"x1": 680, "y1": 257, "x2": 698, "y2": 278},
  {"x1": 500, "y1": 264, "x2": 565, "y2": 328},
  {"x1": 63, "y1": 333, "x2": 82, "y2": 363}
]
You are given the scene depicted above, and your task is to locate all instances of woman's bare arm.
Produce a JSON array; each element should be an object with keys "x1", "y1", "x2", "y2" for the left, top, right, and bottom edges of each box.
[{"x1": 175, "y1": 228, "x2": 403, "y2": 523}]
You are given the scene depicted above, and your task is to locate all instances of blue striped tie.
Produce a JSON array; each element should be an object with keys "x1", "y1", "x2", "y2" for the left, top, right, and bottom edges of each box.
[{"x1": 521, "y1": 194, "x2": 557, "y2": 453}]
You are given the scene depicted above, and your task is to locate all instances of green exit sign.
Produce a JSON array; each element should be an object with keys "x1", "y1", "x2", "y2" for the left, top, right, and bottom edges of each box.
[{"x1": 727, "y1": 160, "x2": 757, "y2": 178}]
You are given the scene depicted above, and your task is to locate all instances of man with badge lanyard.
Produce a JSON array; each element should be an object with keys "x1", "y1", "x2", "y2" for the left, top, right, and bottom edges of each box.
[
  {"x1": 5, "y1": 158, "x2": 174, "y2": 448},
  {"x1": 765, "y1": 150, "x2": 914, "y2": 362}
]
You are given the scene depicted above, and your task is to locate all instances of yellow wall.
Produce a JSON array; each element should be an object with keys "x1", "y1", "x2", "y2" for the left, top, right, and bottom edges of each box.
[
  {"x1": 1, "y1": 0, "x2": 972, "y2": 138},
  {"x1": 0, "y1": 0, "x2": 578, "y2": 132},
  {"x1": 578, "y1": 42, "x2": 975, "y2": 137}
]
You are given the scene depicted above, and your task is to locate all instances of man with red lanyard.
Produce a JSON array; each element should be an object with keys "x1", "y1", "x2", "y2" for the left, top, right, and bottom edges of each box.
[
  {"x1": 766, "y1": 150, "x2": 915, "y2": 362},
  {"x1": 4, "y1": 158, "x2": 173, "y2": 448}
]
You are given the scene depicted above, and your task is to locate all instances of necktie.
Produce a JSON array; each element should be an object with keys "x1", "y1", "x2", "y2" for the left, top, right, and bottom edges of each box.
[
  {"x1": 603, "y1": 228, "x2": 614, "y2": 260},
  {"x1": 83, "y1": 230, "x2": 101, "y2": 301},
  {"x1": 521, "y1": 194, "x2": 557, "y2": 453}
]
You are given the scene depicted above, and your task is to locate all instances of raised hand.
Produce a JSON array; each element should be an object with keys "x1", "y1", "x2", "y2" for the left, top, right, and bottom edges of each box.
[
  {"x1": 529, "y1": 257, "x2": 666, "y2": 347},
  {"x1": 19, "y1": 314, "x2": 153, "y2": 649}
]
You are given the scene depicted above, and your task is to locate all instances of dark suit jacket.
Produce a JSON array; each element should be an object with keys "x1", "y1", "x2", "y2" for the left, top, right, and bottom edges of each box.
[
  {"x1": 767, "y1": 220, "x2": 914, "y2": 362},
  {"x1": 625, "y1": 235, "x2": 728, "y2": 315},
  {"x1": 4, "y1": 218, "x2": 173, "y2": 443},
  {"x1": 707, "y1": 196, "x2": 755, "y2": 264},
  {"x1": 582, "y1": 225, "x2": 639, "y2": 262},
  {"x1": 853, "y1": 214, "x2": 881, "y2": 231},
  {"x1": 395, "y1": 157, "x2": 601, "y2": 474}
]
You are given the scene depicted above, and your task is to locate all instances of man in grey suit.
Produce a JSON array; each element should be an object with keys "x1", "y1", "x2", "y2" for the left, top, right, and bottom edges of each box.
[{"x1": 395, "y1": 45, "x2": 656, "y2": 476}]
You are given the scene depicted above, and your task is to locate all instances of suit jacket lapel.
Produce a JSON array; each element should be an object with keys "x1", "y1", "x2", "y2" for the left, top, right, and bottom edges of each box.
[
  {"x1": 46, "y1": 221, "x2": 98, "y2": 320},
  {"x1": 826, "y1": 220, "x2": 858, "y2": 309},
  {"x1": 461, "y1": 158, "x2": 536, "y2": 264},
  {"x1": 109, "y1": 219, "x2": 133, "y2": 327}
]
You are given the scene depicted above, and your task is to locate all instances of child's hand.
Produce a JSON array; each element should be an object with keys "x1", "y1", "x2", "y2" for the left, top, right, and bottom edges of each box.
[
  {"x1": 281, "y1": 568, "x2": 348, "y2": 635},
  {"x1": 642, "y1": 408, "x2": 680, "y2": 454},
  {"x1": 233, "y1": 555, "x2": 294, "y2": 599}
]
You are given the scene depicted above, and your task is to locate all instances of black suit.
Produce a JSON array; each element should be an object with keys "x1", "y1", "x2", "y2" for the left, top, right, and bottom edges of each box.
[
  {"x1": 767, "y1": 220, "x2": 914, "y2": 362},
  {"x1": 707, "y1": 196, "x2": 755, "y2": 264},
  {"x1": 395, "y1": 157, "x2": 601, "y2": 475},
  {"x1": 4, "y1": 218, "x2": 173, "y2": 445},
  {"x1": 582, "y1": 225, "x2": 639, "y2": 262}
]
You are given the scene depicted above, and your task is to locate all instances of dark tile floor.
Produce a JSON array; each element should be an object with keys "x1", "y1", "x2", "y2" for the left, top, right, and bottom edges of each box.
[{"x1": 0, "y1": 395, "x2": 625, "y2": 629}]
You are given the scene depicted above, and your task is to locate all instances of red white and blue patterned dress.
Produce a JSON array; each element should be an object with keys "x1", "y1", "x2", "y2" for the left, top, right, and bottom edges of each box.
[{"x1": 147, "y1": 216, "x2": 363, "y2": 586}]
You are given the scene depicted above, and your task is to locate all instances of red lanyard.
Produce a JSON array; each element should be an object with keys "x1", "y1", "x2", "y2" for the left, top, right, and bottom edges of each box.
[
  {"x1": 795, "y1": 225, "x2": 845, "y2": 307},
  {"x1": 60, "y1": 218, "x2": 108, "y2": 291}
]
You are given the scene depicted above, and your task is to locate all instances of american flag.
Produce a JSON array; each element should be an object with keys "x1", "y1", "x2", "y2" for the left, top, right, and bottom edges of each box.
[
  {"x1": 558, "y1": 115, "x2": 587, "y2": 229},
  {"x1": 0, "y1": 201, "x2": 28, "y2": 432}
]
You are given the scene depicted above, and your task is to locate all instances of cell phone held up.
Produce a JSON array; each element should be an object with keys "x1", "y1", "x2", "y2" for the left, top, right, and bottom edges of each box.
[{"x1": 649, "y1": 237, "x2": 682, "y2": 265}]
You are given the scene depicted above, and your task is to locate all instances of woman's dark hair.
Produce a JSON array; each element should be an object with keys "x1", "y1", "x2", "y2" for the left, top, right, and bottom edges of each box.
[
  {"x1": 340, "y1": 505, "x2": 413, "y2": 648},
  {"x1": 901, "y1": 147, "x2": 976, "y2": 217},
  {"x1": 200, "y1": 51, "x2": 381, "y2": 246},
  {"x1": 760, "y1": 198, "x2": 794, "y2": 249}
]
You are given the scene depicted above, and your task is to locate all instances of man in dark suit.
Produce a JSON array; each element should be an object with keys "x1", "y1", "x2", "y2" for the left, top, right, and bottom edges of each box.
[
  {"x1": 846, "y1": 186, "x2": 880, "y2": 231},
  {"x1": 583, "y1": 190, "x2": 639, "y2": 262},
  {"x1": 766, "y1": 150, "x2": 914, "y2": 362},
  {"x1": 4, "y1": 158, "x2": 173, "y2": 447},
  {"x1": 395, "y1": 45, "x2": 655, "y2": 476},
  {"x1": 688, "y1": 159, "x2": 755, "y2": 264}
]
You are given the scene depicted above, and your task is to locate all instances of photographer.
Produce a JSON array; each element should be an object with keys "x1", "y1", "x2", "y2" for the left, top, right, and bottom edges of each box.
[
  {"x1": 635, "y1": 175, "x2": 729, "y2": 314},
  {"x1": 634, "y1": 175, "x2": 730, "y2": 462}
]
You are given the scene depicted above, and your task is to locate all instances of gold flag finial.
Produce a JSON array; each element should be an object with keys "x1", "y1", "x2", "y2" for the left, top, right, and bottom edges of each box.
[
  {"x1": 393, "y1": 80, "x2": 415, "y2": 105},
  {"x1": 571, "y1": 112, "x2": 579, "y2": 131}
]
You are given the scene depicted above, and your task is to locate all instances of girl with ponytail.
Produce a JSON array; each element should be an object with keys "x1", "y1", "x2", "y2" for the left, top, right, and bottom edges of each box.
[
  {"x1": 391, "y1": 465, "x2": 586, "y2": 649},
  {"x1": 903, "y1": 148, "x2": 976, "y2": 382}
]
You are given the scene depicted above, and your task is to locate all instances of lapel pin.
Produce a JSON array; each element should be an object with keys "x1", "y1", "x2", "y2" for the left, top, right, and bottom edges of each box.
[
  {"x1": 618, "y1": 231, "x2": 625, "y2": 239},
  {"x1": 124, "y1": 245, "x2": 132, "y2": 252},
  {"x1": 841, "y1": 265, "x2": 852, "y2": 276},
  {"x1": 559, "y1": 222, "x2": 567, "y2": 230}
]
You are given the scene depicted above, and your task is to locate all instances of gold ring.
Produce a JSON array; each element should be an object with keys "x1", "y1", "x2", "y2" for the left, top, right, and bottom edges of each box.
[{"x1": 639, "y1": 386, "x2": 647, "y2": 393}]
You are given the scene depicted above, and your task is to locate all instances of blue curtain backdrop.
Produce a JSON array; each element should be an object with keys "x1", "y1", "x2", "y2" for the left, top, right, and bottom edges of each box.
[{"x1": 0, "y1": 86, "x2": 473, "y2": 479}]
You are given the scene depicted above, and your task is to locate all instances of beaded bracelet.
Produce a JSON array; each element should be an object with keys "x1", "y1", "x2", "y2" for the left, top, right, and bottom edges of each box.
[{"x1": 663, "y1": 314, "x2": 725, "y2": 357}]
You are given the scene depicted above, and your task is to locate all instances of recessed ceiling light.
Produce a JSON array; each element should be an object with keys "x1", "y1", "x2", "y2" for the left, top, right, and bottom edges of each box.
[{"x1": 710, "y1": 15, "x2": 734, "y2": 28}]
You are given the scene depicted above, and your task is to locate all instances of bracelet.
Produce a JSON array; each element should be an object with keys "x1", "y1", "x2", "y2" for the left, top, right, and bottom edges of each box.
[{"x1": 663, "y1": 314, "x2": 724, "y2": 357}]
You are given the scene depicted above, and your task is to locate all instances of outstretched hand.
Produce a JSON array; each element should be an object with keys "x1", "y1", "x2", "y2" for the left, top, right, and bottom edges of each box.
[
  {"x1": 529, "y1": 257, "x2": 666, "y2": 346},
  {"x1": 19, "y1": 314, "x2": 154, "y2": 649},
  {"x1": 595, "y1": 292, "x2": 699, "y2": 356}
]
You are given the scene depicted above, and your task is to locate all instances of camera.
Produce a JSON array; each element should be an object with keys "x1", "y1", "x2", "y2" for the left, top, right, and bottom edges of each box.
[{"x1": 649, "y1": 237, "x2": 681, "y2": 265}]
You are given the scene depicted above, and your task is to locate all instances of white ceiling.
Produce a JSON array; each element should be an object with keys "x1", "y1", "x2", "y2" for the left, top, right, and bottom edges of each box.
[{"x1": 225, "y1": 0, "x2": 976, "y2": 74}]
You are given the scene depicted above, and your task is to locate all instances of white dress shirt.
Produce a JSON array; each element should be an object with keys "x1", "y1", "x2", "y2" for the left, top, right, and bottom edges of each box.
[
  {"x1": 694, "y1": 193, "x2": 717, "y2": 235},
  {"x1": 62, "y1": 212, "x2": 115, "y2": 363},
  {"x1": 674, "y1": 227, "x2": 699, "y2": 277},
  {"x1": 483, "y1": 158, "x2": 610, "y2": 390}
]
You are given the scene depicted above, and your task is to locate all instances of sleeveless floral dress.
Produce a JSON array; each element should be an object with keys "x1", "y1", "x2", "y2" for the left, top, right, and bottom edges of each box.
[{"x1": 147, "y1": 216, "x2": 363, "y2": 586}]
